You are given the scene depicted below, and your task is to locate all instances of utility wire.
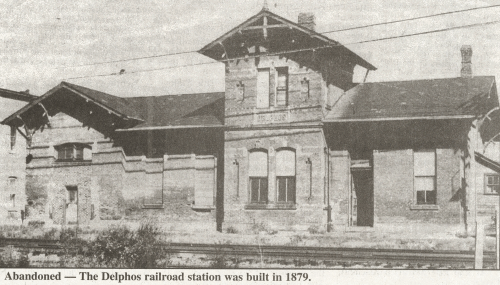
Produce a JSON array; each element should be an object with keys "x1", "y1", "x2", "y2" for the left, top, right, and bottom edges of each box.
[
  {"x1": 64, "y1": 18, "x2": 500, "y2": 81},
  {"x1": 59, "y1": 50, "x2": 198, "y2": 68},
  {"x1": 59, "y1": 4, "x2": 500, "y2": 69},
  {"x1": 322, "y1": 3, "x2": 500, "y2": 34}
]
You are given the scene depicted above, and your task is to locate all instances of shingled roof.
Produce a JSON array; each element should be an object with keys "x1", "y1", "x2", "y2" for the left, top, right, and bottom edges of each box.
[{"x1": 324, "y1": 76, "x2": 498, "y2": 122}]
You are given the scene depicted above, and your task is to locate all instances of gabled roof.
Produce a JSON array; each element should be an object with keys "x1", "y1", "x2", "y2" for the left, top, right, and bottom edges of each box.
[
  {"x1": 0, "y1": 87, "x2": 37, "y2": 102},
  {"x1": 1, "y1": 81, "x2": 224, "y2": 131},
  {"x1": 324, "y1": 76, "x2": 498, "y2": 122},
  {"x1": 1, "y1": 81, "x2": 143, "y2": 126},
  {"x1": 198, "y1": 8, "x2": 376, "y2": 71}
]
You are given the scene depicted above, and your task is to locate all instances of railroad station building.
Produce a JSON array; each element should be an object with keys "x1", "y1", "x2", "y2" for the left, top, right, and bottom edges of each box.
[{"x1": 2, "y1": 7, "x2": 500, "y2": 234}]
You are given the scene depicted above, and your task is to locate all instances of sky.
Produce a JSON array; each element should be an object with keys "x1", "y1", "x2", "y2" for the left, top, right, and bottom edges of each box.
[{"x1": 1, "y1": 0, "x2": 500, "y2": 97}]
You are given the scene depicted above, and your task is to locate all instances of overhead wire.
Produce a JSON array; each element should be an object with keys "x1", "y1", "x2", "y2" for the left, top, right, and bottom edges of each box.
[
  {"x1": 58, "y1": 3, "x2": 500, "y2": 69},
  {"x1": 322, "y1": 3, "x2": 500, "y2": 34},
  {"x1": 63, "y1": 18, "x2": 500, "y2": 80}
]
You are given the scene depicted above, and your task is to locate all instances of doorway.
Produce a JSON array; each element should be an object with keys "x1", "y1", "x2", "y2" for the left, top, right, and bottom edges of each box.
[
  {"x1": 351, "y1": 170, "x2": 374, "y2": 226},
  {"x1": 65, "y1": 186, "x2": 78, "y2": 224}
]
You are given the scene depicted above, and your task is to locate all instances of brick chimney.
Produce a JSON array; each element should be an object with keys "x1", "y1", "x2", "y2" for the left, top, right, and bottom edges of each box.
[
  {"x1": 298, "y1": 13, "x2": 315, "y2": 31},
  {"x1": 460, "y1": 45, "x2": 472, "y2": 78}
]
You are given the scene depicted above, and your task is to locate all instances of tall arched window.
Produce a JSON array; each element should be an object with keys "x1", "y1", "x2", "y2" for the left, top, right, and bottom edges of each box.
[
  {"x1": 276, "y1": 148, "x2": 296, "y2": 203},
  {"x1": 249, "y1": 149, "x2": 268, "y2": 203}
]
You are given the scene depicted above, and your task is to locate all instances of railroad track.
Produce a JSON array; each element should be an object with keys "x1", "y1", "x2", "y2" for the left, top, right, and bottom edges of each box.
[{"x1": 0, "y1": 238, "x2": 496, "y2": 268}]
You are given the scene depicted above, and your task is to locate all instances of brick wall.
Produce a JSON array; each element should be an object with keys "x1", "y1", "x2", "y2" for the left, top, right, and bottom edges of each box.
[
  {"x1": 25, "y1": 111, "x2": 218, "y2": 228},
  {"x1": 223, "y1": 128, "x2": 326, "y2": 231},
  {"x1": 373, "y1": 149, "x2": 460, "y2": 224}
]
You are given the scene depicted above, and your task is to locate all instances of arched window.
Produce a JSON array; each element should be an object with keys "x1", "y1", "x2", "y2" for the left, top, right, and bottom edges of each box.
[
  {"x1": 276, "y1": 148, "x2": 296, "y2": 203},
  {"x1": 56, "y1": 143, "x2": 91, "y2": 161},
  {"x1": 249, "y1": 149, "x2": 268, "y2": 203}
]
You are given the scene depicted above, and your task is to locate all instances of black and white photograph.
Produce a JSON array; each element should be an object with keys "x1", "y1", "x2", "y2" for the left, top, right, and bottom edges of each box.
[{"x1": 1, "y1": 0, "x2": 500, "y2": 281}]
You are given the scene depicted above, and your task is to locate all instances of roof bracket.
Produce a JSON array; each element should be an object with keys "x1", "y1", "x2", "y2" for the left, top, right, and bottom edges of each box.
[{"x1": 219, "y1": 42, "x2": 229, "y2": 60}]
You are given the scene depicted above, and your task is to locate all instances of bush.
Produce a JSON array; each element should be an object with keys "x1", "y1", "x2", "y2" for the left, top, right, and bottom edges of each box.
[
  {"x1": 88, "y1": 224, "x2": 169, "y2": 268},
  {"x1": 0, "y1": 247, "x2": 29, "y2": 268},
  {"x1": 307, "y1": 225, "x2": 323, "y2": 234},
  {"x1": 226, "y1": 226, "x2": 238, "y2": 234}
]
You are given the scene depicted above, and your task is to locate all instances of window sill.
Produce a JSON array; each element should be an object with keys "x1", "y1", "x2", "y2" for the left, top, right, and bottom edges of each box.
[
  {"x1": 410, "y1": 204, "x2": 439, "y2": 211},
  {"x1": 245, "y1": 203, "x2": 297, "y2": 210},
  {"x1": 55, "y1": 160, "x2": 92, "y2": 166},
  {"x1": 142, "y1": 204, "x2": 164, "y2": 209},
  {"x1": 191, "y1": 205, "x2": 215, "y2": 212}
]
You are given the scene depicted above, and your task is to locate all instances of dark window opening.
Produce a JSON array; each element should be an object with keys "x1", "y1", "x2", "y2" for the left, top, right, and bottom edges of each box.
[
  {"x1": 277, "y1": 176, "x2": 295, "y2": 203},
  {"x1": 414, "y1": 150, "x2": 437, "y2": 205},
  {"x1": 485, "y1": 174, "x2": 500, "y2": 194},
  {"x1": 56, "y1": 143, "x2": 91, "y2": 161},
  {"x1": 248, "y1": 149, "x2": 268, "y2": 204},
  {"x1": 276, "y1": 67, "x2": 289, "y2": 106},
  {"x1": 250, "y1": 177, "x2": 268, "y2": 203},
  {"x1": 66, "y1": 186, "x2": 78, "y2": 204}
]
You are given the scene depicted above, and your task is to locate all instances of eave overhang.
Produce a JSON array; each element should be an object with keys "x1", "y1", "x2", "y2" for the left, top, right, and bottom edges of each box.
[
  {"x1": 475, "y1": 151, "x2": 500, "y2": 173},
  {"x1": 1, "y1": 82, "x2": 144, "y2": 127},
  {"x1": 198, "y1": 9, "x2": 376, "y2": 71}
]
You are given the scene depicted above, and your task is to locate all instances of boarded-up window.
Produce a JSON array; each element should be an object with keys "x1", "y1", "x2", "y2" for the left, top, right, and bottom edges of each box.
[
  {"x1": 8, "y1": 177, "x2": 16, "y2": 207},
  {"x1": 256, "y1": 69, "x2": 270, "y2": 108},
  {"x1": 194, "y1": 156, "x2": 216, "y2": 209},
  {"x1": 236, "y1": 81, "x2": 245, "y2": 102},
  {"x1": 276, "y1": 149, "x2": 296, "y2": 203},
  {"x1": 414, "y1": 150, "x2": 436, "y2": 205},
  {"x1": 276, "y1": 67, "x2": 288, "y2": 106},
  {"x1": 249, "y1": 150, "x2": 268, "y2": 203}
]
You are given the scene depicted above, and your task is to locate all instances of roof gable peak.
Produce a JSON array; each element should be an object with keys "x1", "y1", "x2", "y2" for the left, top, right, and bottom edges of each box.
[{"x1": 198, "y1": 9, "x2": 376, "y2": 70}]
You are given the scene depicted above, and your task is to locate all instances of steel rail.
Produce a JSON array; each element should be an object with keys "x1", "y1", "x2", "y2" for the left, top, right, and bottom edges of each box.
[{"x1": 0, "y1": 238, "x2": 495, "y2": 268}]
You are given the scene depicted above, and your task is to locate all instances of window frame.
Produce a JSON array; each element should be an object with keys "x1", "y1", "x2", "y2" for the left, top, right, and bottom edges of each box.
[
  {"x1": 256, "y1": 68, "x2": 270, "y2": 109},
  {"x1": 484, "y1": 173, "x2": 500, "y2": 195},
  {"x1": 66, "y1": 186, "x2": 78, "y2": 204},
  {"x1": 275, "y1": 148, "x2": 296, "y2": 204},
  {"x1": 275, "y1": 67, "x2": 289, "y2": 107},
  {"x1": 248, "y1": 149, "x2": 269, "y2": 204},
  {"x1": 56, "y1": 143, "x2": 91, "y2": 162},
  {"x1": 413, "y1": 149, "x2": 437, "y2": 207}
]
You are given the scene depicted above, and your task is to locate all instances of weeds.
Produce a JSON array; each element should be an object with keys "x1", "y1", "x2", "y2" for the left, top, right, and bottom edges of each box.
[
  {"x1": 210, "y1": 242, "x2": 239, "y2": 268},
  {"x1": 87, "y1": 223, "x2": 170, "y2": 268}
]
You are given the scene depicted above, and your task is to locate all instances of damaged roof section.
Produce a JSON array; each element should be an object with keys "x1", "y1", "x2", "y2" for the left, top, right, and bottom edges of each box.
[
  {"x1": 120, "y1": 92, "x2": 225, "y2": 131},
  {"x1": 325, "y1": 76, "x2": 498, "y2": 122},
  {"x1": 1, "y1": 82, "x2": 225, "y2": 132}
]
